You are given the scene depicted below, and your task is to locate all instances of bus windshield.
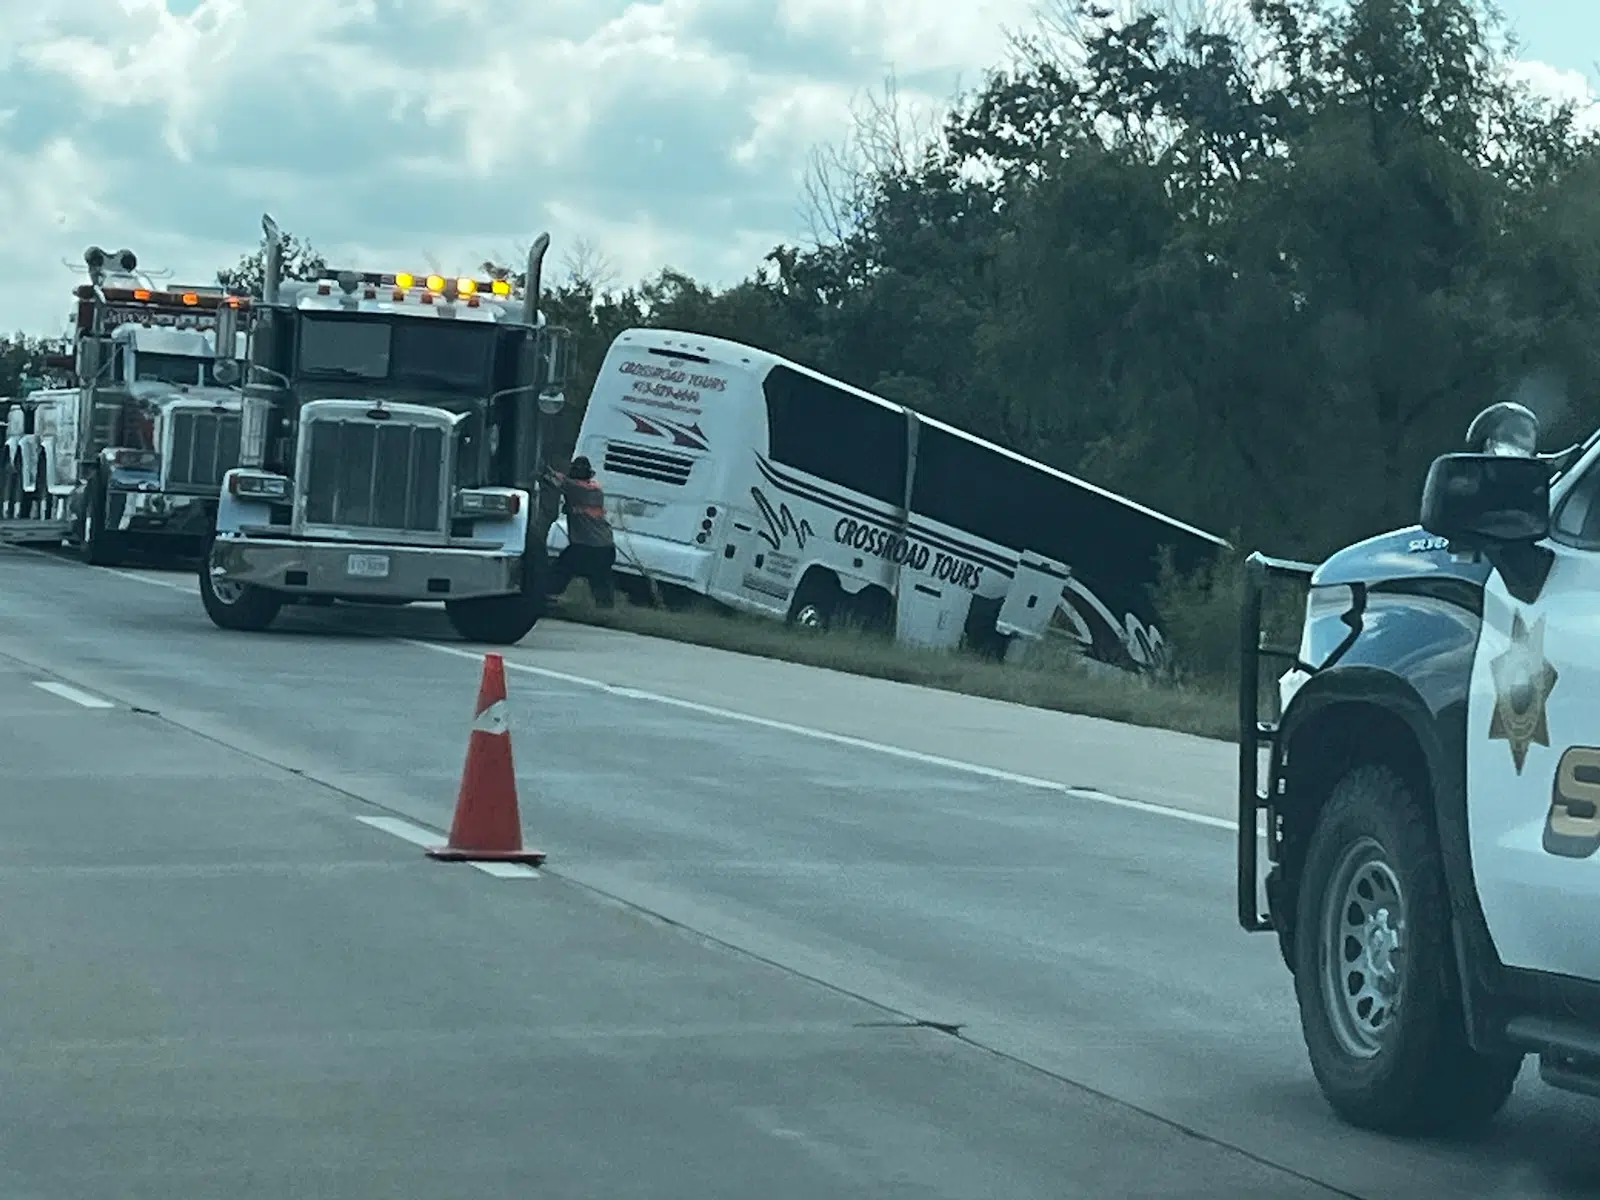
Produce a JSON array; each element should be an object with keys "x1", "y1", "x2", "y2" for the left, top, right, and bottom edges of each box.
[{"x1": 296, "y1": 316, "x2": 495, "y2": 391}]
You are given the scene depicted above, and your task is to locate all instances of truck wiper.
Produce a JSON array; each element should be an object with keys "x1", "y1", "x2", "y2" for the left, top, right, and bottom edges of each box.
[{"x1": 306, "y1": 367, "x2": 382, "y2": 381}]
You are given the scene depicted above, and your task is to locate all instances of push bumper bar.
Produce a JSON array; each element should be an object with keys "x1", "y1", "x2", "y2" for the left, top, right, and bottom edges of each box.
[{"x1": 1237, "y1": 551, "x2": 1317, "y2": 932}]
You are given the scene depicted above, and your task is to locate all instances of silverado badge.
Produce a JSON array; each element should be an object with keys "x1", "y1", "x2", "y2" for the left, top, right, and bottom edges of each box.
[{"x1": 1488, "y1": 611, "x2": 1558, "y2": 775}]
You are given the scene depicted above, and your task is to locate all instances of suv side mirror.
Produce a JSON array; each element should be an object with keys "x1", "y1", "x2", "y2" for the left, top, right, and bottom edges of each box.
[{"x1": 1421, "y1": 452, "x2": 1551, "y2": 546}]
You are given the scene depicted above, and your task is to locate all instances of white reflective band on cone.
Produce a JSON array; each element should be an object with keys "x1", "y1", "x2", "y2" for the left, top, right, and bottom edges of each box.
[{"x1": 472, "y1": 698, "x2": 509, "y2": 735}]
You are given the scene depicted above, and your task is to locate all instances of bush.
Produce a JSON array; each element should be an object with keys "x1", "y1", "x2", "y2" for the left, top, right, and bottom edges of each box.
[{"x1": 1152, "y1": 540, "x2": 1311, "y2": 690}]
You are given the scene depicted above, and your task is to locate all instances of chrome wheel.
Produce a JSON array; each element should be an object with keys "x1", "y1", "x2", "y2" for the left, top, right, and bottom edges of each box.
[
  {"x1": 1320, "y1": 836, "x2": 1406, "y2": 1059},
  {"x1": 794, "y1": 602, "x2": 824, "y2": 628},
  {"x1": 209, "y1": 569, "x2": 245, "y2": 605}
]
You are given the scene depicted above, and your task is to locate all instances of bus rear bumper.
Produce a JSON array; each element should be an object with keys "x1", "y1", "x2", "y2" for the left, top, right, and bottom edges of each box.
[
  {"x1": 210, "y1": 536, "x2": 521, "y2": 602},
  {"x1": 547, "y1": 517, "x2": 711, "y2": 590}
]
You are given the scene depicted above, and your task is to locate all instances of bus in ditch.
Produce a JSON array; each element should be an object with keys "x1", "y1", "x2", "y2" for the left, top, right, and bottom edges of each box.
[{"x1": 544, "y1": 328, "x2": 1229, "y2": 672}]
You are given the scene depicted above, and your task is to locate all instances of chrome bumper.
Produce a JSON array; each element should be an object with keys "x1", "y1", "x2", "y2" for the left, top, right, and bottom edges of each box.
[
  {"x1": 210, "y1": 535, "x2": 521, "y2": 601},
  {"x1": 107, "y1": 487, "x2": 217, "y2": 537}
]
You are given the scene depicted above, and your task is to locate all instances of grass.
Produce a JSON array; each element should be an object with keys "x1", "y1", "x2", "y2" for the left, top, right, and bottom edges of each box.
[{"x1": 543, "y1": 588, "x2": 1237, "y2": 742}]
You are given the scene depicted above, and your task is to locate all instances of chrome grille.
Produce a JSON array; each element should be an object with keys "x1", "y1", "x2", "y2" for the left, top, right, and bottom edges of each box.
[
  {"x1": 303, "y1": 418, "x2": 445, "y2": 533},
  {"x1": 603, "y1": 439, "x2": 693, "y2": 486},
  {"x1": 167, "y1": 409, "x2": 241, "y2": 488}
]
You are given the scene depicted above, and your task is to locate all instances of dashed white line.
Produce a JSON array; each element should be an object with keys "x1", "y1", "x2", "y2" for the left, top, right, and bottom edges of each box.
[
  {"x1": 31, "y1": 680, "x2": 115, "y2": 709},
  {"x1": 355, "y1": 815, "x2": 540, "y2": 878}
]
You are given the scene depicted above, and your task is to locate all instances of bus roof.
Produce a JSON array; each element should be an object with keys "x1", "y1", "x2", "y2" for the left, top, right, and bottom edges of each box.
[{"x1": 613, "y1": 327, "x2": 1229, "y2": 549}]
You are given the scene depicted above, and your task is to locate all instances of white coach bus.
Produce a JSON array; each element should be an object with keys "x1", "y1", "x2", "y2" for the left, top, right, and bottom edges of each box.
[{"x1": 545, "y1": 328, "x2": 1229, "y2": 671}]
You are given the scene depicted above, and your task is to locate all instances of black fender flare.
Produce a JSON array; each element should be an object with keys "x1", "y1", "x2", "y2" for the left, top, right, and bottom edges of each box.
[{"x1": 1275, "y1": 665, "x2": 1507, "y2": 1038}]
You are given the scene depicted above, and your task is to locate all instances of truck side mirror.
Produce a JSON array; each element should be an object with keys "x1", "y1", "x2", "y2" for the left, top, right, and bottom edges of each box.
[
  {"x1": 539, "y1": 326, "x2": 572, "y2": 390},
  {"x1": 213, "y1": 300, "x2": 241, "y2": 361},
  {"x1": 1420, "y1": 452, "x2": 1550, "y2": 546}
]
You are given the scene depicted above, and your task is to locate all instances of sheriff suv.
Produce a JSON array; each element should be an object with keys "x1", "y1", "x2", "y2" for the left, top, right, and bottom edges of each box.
[{"x1": 1239, "y1": 400, "x2": 1600, "y2": 1135}]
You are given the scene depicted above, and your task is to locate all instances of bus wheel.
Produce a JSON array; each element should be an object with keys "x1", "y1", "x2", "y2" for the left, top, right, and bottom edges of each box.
[
  {"x1": 787, "y1": 574, "x2": 840, "y2": 631},
  {"x1": 844, "y1": 586, "x2": 894, "y2": 636}
]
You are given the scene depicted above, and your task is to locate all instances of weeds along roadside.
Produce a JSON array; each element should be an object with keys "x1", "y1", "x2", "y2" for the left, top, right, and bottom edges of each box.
[{"x1": 542, "y1": 548, "x2": 1305, "y2": 744}]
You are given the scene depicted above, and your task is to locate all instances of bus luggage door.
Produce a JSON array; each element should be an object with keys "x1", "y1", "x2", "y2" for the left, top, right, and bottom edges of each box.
[
  {"x1": 996, "y1": 552, "x2": 1072, "y2": 641},
  {"x1": 895, "y1": 579, "x2": 972, "y2": 650},
  {"x1": 707, "y1": 504, "x2": 794, "y2": 618}
]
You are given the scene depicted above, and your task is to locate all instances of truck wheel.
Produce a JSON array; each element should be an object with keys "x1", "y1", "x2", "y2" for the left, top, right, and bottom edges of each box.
[
  {"x1": 445, "y1": 593, "x2": 542, "y2": 645},
  {"x1": 79, "y1": 477, "x2": 125, "y2": 567},
  {"x1": 198, "y1": 547, "x2": 282, "y2": 632},
  {"x1": 1292, "y1": 763, "x2": 1521, "y2": 1136}
]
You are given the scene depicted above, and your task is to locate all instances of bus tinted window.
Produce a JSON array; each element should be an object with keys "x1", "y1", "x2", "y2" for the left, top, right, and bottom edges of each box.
[
  {"x1": 912, "y1": 424, "x2": 1216, "y2": 583},
  {"x1": 763, "y1": 365, "x2": 906, "y2": 505}
]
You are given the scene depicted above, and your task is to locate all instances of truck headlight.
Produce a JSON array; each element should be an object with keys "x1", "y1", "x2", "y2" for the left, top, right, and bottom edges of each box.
[
  {"x1": 1279, "y1": 584, "x2": 1356, "y2": 715},
  {"x1": 454, "y1": 489, "x2": 521, "y2": 518},
  {"x1": 110, "y1": 448, "x2": 159, "y2": 471},
  {"x1": 229, "y1": 470, "x2": 290, "y2": 499}
]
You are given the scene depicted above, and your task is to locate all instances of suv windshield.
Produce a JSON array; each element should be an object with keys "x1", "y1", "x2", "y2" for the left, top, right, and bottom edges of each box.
[{"x1": 296, "y1": 316, "x2": 494, "y2": 391}]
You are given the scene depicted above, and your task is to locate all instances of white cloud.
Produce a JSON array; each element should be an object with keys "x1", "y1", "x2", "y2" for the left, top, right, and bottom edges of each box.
[
  {"x1": 777, "y1": 0, "x2": 1029, "y2": 75},
  {"x1": 0, "y1": 0, "x2": 1592, "y2": 341},
  {"x1": 0, "y1": 0, "x2": 1042, "y2": 336}
]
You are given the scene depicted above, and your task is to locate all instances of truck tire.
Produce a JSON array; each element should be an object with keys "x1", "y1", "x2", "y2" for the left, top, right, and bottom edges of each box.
[
  {"x1": 198, "y1": 543, "x2": 282, "y2": 632},
  {"x1": 445, "y1": 593, "x2": 542, "y2": 645},
  {"x1": 1292, "y1": 762, "x2": 1521, "y2": 1136},
  {"x1": 79, "y1": 475, "x2": 126, "y2": 567}
]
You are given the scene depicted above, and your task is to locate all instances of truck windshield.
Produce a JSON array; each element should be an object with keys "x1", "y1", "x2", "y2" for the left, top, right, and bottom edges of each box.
[
  {"x1": 133, "y1": 352, "x2": 206, "y2": 387},
  {"x1": 297, "y1": 316, "x2": 494, "y2": 391}
]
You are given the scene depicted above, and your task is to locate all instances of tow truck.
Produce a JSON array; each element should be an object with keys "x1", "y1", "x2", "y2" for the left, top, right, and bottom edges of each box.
[
  {"x1": 201, "y1": 213, "x2": 570, "y2": 645},
  {"x1": 2, "y1": 246, "x2": 250, "y2": 563},
  {"x1": 1240, "y1": 400, "x2": 1600, "y2": 1134},
  {"x1": 1, "y1": 380, "x2": 73, "y2": 546}
]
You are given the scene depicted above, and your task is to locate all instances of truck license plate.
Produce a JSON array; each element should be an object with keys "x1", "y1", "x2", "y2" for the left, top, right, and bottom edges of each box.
[{"x1": 345, "y1": 553, "x2": 390, "y2": 579}]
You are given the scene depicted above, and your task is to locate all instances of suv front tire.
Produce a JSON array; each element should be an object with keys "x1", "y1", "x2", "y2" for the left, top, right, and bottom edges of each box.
[{"x1": 1292, "y1": 762, "x2": 1522, "y2": 1135}]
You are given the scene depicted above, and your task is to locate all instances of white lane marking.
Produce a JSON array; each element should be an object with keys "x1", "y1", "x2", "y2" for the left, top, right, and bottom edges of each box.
[
  {"x1": 33, "y1": 555, "x2": 1244, "y2": 835},
  {"x1": 399, "y1": 638, "x2": 1237, "y2": 832},
  {"x1": 31, "y1": 680, "x2": 115, "y2": 709},
  {"x1": 96, "y1": 565, "x2": 195, "y2": 594},
  {"x1": 356, "y1": 815, "x2": 540, "y2": 877},
  {"x1": 470, "y1": 860, "x2": 544, "y2": 878}
]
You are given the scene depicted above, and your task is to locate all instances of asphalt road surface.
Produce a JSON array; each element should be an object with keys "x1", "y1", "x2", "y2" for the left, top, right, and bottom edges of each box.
[{"x1": 1, "y1": 544, "x2": 1597, "y2": 1198}]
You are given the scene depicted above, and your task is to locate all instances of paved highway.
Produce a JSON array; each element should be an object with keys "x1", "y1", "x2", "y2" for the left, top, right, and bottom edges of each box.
[{"x1": 1, "y1": 544, "x2": 1597, "y2": 1197}]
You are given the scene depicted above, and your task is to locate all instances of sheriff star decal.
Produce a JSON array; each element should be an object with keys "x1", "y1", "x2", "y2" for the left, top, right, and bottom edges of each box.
[{"x1": 1488, "y1": 611, "x2": 1559, "y2": 775}]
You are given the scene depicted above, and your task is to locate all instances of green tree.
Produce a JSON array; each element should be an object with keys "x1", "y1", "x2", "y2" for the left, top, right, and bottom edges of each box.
[
  {"x1": 216, "y1": 227, "x2": 326, "y2": 297},
  {"x1": 0, "y1": 335, "x2": 62, "y2": 397}
]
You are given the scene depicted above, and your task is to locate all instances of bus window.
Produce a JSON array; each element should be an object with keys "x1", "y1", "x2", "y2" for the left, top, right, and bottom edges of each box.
[{"x1": 763, "y1": 365, "x2": 907, "y2": 505}]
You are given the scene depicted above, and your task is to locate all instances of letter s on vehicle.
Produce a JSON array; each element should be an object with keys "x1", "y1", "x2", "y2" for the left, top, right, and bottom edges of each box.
[{"x1": 1545, "y1": 745, "x2": 1600, "y2": 859}]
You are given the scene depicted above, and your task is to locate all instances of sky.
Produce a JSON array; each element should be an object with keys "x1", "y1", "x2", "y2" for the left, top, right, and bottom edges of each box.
[{"x1": 0, "y1": 0, "x2": 1593, "y2": 338}]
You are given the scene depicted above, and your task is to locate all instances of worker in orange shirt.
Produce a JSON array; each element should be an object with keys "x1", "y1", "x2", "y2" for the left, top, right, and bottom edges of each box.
[{"x1": 543, "y1": 455, "x2": 617, "y2": 608}]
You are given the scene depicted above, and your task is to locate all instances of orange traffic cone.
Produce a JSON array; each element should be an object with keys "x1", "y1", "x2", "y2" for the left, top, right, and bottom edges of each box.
[{"x1": 428, "y1": 652, "x2": 546, "y2": 866}]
